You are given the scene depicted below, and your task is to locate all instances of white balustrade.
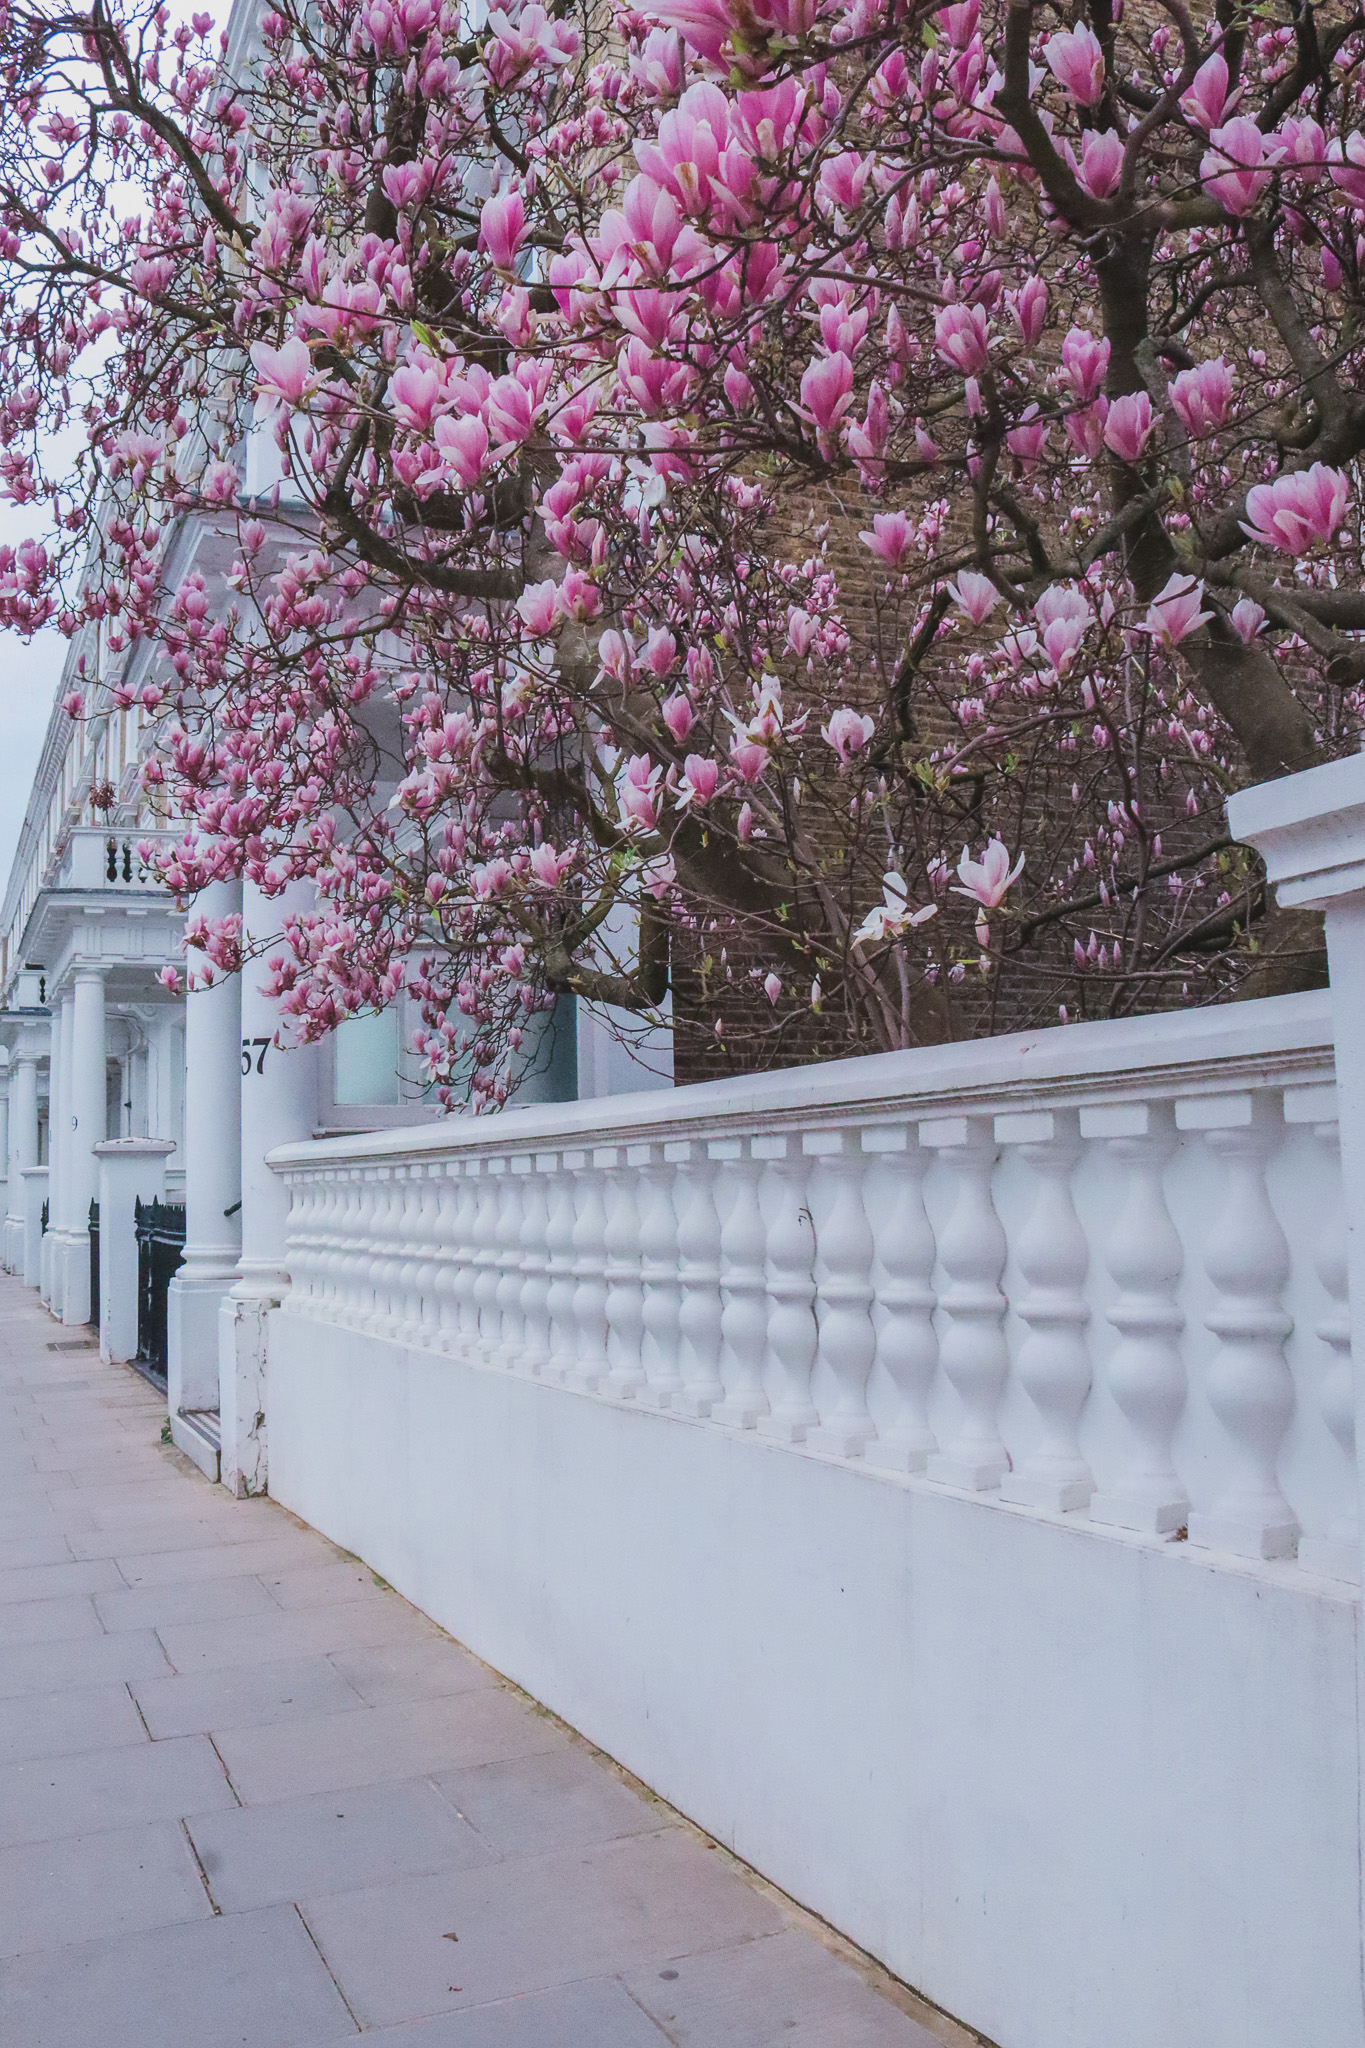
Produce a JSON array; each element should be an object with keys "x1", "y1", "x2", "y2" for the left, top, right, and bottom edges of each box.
[
  {"x1": 862, "y1": 1128, "x2": 936, "y2": 1473},
  {"x1": 755, "y1": 1135, "x2": 818, "y2": 1445},
  {"x1": 272, "y1": 990, "x2": 1357, "y2": 1585},
  {"x1": 711, "y1": 1138, "x2": 770, "y2": 1430},
  {"x1": 569, "y1": 1149, "x2": 609, "y2": 1393},
  {"x1": 924, "y1": 1119, "x2": 1008, "y2": 1490},
  {"x1": 1184, "y1": 1095, "x2": 1298, "y2": 1561},
  {"x1": 996, "y1": 1111, "x2": 1094, "y2": 1513}
]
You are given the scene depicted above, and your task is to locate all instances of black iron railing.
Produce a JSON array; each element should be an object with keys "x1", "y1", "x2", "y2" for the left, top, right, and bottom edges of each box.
[
  {"x1": 40, "y1": 1197, "x2": 48, "y2": 1235},
  {"x1": 88, "y1": 1199, "x2": 99, "y2": 1328},
  {"x1": 134, "y1": 1196, "x2": 185, "y2": 1384}
]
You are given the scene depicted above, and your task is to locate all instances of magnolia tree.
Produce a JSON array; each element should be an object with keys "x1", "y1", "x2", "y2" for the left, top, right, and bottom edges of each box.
[{"x1": 1, "y1": 0, "x2": 1363, "y2": 1101}]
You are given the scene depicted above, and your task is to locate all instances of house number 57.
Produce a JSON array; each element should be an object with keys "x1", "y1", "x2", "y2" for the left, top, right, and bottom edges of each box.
[{"x1": 241, "y1": 1037, "x2": 270, "y2": 1076}]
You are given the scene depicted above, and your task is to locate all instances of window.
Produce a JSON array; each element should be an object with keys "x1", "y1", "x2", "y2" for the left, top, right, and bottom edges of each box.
[{"x1": 332, "y1": 1008, "x2": 401, "y2": 1106}]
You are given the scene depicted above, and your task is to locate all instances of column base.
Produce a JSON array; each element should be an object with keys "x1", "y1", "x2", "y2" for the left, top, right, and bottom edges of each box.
[
  {"x1": 1000, "y1": 1471, "x2": 1095, "y2": 1513},
  {"x1": 1089, "y1": 1488, "x2": 1190, "y2": 1537},
  {"x1": 1187, "y1": 1507, "x2": 1299, "y2": 1561},
  {"x1": 3, "y1": 1214, "x2": 21, "y2": 1273},
  {"x1": 927, "y1": 1448, "x2": 1008, "y2": 1491},
  {"x1": 219, "y1": 1290, "x2": 273, "y2": 1498},
  {"x1": 54, "y1": 1231, "x2": 91, "y2": 1326},
  {"x1": 168, "y1": 1265, "x2": 236, "y2": 1418}
]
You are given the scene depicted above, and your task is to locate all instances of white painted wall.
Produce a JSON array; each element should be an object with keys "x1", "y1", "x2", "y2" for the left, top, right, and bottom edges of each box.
[{"x1": 267, "y1": 1319, "x2": 1361, "y2": 2048}]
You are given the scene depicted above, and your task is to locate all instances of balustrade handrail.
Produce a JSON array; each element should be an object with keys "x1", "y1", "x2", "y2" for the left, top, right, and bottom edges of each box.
[{"x1": 270, "y1": 989, "x2": 1334, "y2": 1171}]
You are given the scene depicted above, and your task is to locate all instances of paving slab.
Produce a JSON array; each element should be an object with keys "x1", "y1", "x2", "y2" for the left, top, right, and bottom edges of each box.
[
  {"x1": 0, "y1": 1819, "x2": 213, "y2": 1958},
  {"x1": 0, "y1": 1591, "x2": 102, "y2": 1646},
  {"x1": 157, "y1": 1595, "x2": 436, "y2": 1675},
  {"x1": 301, "y1": 1829, "x2": 788, "y2": 2029},
  {"x1": 0, "y1": 1682, "x2": 149, "y2": 1768},
  {"x1": 187, "y1": 1777, "x2": 497, "y2": 1913},
  {"x1": 0, "y1": 1556, "x2": 123, "y2": 1606},
  {"x1": 94, "y1": 1570, "x2": 280, "y2": 1633},
  {"x1": 622, "y1": 1930, "x2": 949, "y2": 2047},
  {"x1": 0, "y1": 1733, "x2": 236, "y2": 1848},
  {"x1": 433, "y1": 1747, "x2": 672, "y2": 1859},
  {"x1": 132, "y1": 1653, "x2": 371, "y2": 1740},
  {"x1": 0, "y1": 1626, "x2": 173, "y2": 1699},
  {"x1": 327, "y1": 1639, "x2": 498, "y2": 1708},
  {"x1": 214, "y1": 1690, "x2": 568, "y2": 1806},
  {"x1": 0, "y1": 1902, "x2": 356, "y2": 2047},
  {"x1": 306, "y1": 1977, "x2": 667, "y2": 2046}
]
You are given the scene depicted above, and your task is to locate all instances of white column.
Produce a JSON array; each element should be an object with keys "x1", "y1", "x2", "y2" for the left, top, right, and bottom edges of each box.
[
  {"x1": 220, "y1": 878, "x2": 320, "y2": 1496},
  {"x1": 59, "y1": 965, "x2": 106, "y2": 1325},
  {"x1": 168, "y1": 877, "x2": 242, "y2": 1471},
  {"x1": 6, "y1": 1049, "x2": 38, "y2": 1271},
  {"x1": 44, "y1": 989, "x2": 74, "y2": 1313}
]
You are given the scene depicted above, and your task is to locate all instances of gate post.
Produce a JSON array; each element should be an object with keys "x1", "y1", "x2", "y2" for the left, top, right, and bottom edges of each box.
[{"x1": 93, "y1": 1139, "x2": 176, "y2": 1367}]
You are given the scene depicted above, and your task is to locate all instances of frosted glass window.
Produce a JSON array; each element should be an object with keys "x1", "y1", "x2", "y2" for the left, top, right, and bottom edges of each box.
[{"x1": 333, "y1": 1008, "x2": 401, "y2": 1106}]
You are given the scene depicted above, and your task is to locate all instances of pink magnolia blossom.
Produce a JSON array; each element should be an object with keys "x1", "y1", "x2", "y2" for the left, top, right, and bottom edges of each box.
[
  {"x1": 1181, "y1": 51, "x2": 1236, "y2": 130},
  {"x1": 1008, "y1": 277, "x2": 1049, "y2": 347},
  {"x1": 676, "y1": 753, "x2": 719, "y2": 805},
  {"x1": 661, "y1": 692, "x2": 695, "y2": 742},
  {"x1": 1241, "y1": 464, "x2": 1350, "y2": 553},
  {"x1": 391, "y1": 361, "x2": 446, "y2": 432},
  {"x1": 433, "y1": 413, "x2": 489, "y2": 487},
  {"x1": 799, "y1": 352, "x2": 855, "y2": 437},
  {"x1": 249, "y1": 336, "x2": 320, "y2": 410},
  {"x1": 515, "y1": 579, "x2": 559, "y2": 636},
  {"x1": 1060, "y1": 327, "x2": 1109, "y2": 402},
  {"x1": 1033, "y1": 586, "x2": 1093, "y2": 670},
  {"x1": 948, "y1": 570, "x2": 1000, "y2": 624},
  {"x1": 1102, "y1": 390, "x2": 1153, "y2": 463},
  {"x1": 1078, "y1": 129, "x2": 1124, "y2": 199},
  {"x1": 480, "y1": 191, "x2": 527, "y2": 270},
  {"x1": 1141, "y1": 574, "x2": 1213, "y2": 649},
  {"x1": 821, "y1": 707, "x2": 875, "y2": 762},
  {"x1": 1327, "y1": 131, "x2": 1365, "y2": 206},
  {"x1": 933, "y1": 302, "x2": 990, "y2": 376},
  {"x1": 1201, "y1": 118, "x2": 1280, "y2": 215},
  {"x1": 764, "y1": 972, "x2": 782, "y2": 1003},
  {"x1": 528, "y1": 843, "x2": 573, "y2": 886},
  {"x1": 860, "y1": 511, "x2": 912, "y2": 566},
  {"x1": 200, "y1": 461, "x2": 238, "y2": 505},
  {"x1": 1168, "y1": 358, "x2": 1233, "y2": 438},
  {"x1": 1044, "y1": 23, "x2": 1105, "y2": 107},
  {"x1": 953, "y1": 840, "x2": 1025, "y2": 909},
  {"x1": 1230, "y1": 598, "x2": 1266, "y2": 644}
]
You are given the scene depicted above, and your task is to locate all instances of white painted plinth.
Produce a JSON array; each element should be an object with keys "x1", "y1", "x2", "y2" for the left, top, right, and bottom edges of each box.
[
  {"x1": 94, "y1": 1140, "x2": 175, "y2": 1366},
  {"x1": 21, "y1": 1167, "x2": 48, "y2": 1292},
  {"x1": 267, "y1": 1315, "x2": 1362, "y2": 2048}
]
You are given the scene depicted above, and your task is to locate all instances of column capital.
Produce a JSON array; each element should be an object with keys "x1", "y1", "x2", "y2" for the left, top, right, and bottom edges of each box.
[{"x1": 1227, "y1": 751, "x2": 1365, "y2": 914}]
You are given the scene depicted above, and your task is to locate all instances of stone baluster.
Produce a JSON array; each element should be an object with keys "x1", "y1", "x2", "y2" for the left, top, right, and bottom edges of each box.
[
  {"x1": 433, "y1": 1163, "x2": 464, "y2": 1352},
  {"x1": 634, "y1": 1144, "x2": 683, "y2": 1409},
  {"x1": 314, "y1": 1174, "x2": 339, "y2": 1318},
  {"x1": 710, "y1": 1138, "x2": 771, "y2": 1429},
  {"x1": 494, "y1": 1160, "x2": 526, "y2": 1367},
  {"x1": 669, "y1": 1140, "x2": 724, "y2": 1417},
  {"x1": 452, "y1": 1162, "x2": 482, "y2": 1350},
  {"x1": 861, "y1": 1128, "x2": 938, "y2": 1473},
  {"x1": 359, "y1": 1169, "x2": 388, "y2": 1333},
  {"x1": 1085, "y1": 1103, "x2": 1189, "y2": 1535},
  {"x1": 603, "y1": 1149, "x2": 646, "y2": 1400},
  {"x1": 516, "y1": 1157, "x2": 550, "y2": 1377},
  {"x1": 390, "y1": 1168, "x2": 423, "y2": 1339},
  {"x1": 805, "y1": 1130, "x2": 877, "y2": 1458},
  {"x1": 924, "y1": 1118, "x2": 1008, "y2": 1489},
  {"x1": 413, "y1": 1164, "x2": 443, "y2": 1346},
  {"x1": 1298, "y1": 1117, "x2": 1359, "y2": 1581},
  {"x1": 568, "y1": 1149, "x2": 609, "y2": 1392},
  {"x1": 334, "y1": 1176, "x2": 358, "y2": 1324},
  {"x1": 754, "y1": 1135, "x2": 818, "y2": 1444},
  {"x1": 1182, "y1": 1094, "x2": 1298, "y2": 1560},
  {"x1": 471, "y1": 1160, "x2": 502, "y2": 1356},
  {"x1": 997, "y1": 1111, "x2": 1095, "y2": 1513},
  {"x1": 540, "y1": 1153, "x2": 576, "y2": 1385},
  {"x1": 371, "y1": 1167, "x2": 404, "y2": 1334}
]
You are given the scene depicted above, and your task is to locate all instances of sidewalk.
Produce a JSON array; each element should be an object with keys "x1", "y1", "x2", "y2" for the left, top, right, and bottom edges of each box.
[{"x1": 0, "y1": 1272, "x2": 966, "y2": 2048}]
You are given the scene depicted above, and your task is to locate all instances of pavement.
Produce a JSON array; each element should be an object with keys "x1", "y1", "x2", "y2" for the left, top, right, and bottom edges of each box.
[{"x1": 0, "y1": 1270, "x2": 972, "y2": 2048}]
